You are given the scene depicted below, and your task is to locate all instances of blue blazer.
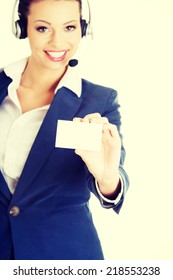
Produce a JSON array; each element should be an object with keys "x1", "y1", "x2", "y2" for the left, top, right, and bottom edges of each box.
[{"x1": 0, "y1": 70, "x2": 129, "y2": 260}]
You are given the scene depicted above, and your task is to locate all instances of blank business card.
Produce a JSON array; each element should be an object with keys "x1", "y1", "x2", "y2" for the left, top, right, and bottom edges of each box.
[{"x1": 55, "y1": 120, "x2": 103, "y2": 151}]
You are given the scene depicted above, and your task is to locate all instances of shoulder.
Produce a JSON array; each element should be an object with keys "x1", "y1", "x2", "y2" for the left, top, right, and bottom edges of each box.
[
  {"x1": 82, "y1": 78, "x2": 117, "y2": 96},
  {"x1": 81, "y1": 79, "x2": 119, "y2": 108}
]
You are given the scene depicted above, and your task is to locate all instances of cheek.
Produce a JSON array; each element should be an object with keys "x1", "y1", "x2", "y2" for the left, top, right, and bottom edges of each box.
[
  {"x1": 70, "y1": 33, "x2": 81, "y2": 48},
  {"x1": 28, "y1": 35, "x2": 45, "y2": 51},
  {"x1": 27, "y1": 28, "x2": 46, "y2": 49}
]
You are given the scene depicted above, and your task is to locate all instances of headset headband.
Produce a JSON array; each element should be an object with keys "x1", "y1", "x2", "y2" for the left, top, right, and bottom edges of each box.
[{"x1": 12, "y1": 0, "x2": 92, "y2": 39}]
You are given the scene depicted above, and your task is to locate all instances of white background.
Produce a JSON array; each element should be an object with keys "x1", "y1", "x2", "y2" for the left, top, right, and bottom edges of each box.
[{"x1": 0, "y1": 0, "x2": 173, "y2": 260}]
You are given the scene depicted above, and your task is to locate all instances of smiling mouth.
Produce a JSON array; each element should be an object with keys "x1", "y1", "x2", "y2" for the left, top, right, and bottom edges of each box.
[{"x1": 44, "y1": 50, "x2": 68, "y2": 61}]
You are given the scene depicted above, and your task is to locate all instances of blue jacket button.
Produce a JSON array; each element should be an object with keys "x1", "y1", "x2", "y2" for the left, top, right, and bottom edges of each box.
[{"x1": 9, "y1": 206, "x2": 20, "y2": 216}]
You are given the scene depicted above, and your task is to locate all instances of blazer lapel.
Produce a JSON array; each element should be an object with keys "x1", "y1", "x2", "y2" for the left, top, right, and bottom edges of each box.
[
  {"x1": 0, "y1": 172, "x2": 12, "y2": 205},
  {"x1": 0, "y1": 73, "x2": 12, "y2": 203},
  {"x1": 11, "y1": 87, "x2": 82, "y2": 200}
]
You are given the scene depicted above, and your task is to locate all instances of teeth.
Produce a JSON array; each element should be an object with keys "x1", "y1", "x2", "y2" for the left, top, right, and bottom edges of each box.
[{"x1": 47, "y1": 51, "x2": 65, "y2": 59}]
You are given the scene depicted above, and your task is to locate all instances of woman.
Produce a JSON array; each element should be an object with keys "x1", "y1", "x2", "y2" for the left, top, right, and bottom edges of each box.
[{"x1": 0, "y1": 0, "x2": 129, "y2": 260}]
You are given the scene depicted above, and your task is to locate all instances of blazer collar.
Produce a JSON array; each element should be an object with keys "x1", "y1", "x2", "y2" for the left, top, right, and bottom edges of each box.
[{"x1": 0, "y1": 71, "x2": 12, "y2": 105}]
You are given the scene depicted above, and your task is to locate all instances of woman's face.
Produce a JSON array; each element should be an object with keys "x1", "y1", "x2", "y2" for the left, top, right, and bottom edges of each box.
[{"x1": 27, "y1": 0, "x2": 81, "y2": 70}]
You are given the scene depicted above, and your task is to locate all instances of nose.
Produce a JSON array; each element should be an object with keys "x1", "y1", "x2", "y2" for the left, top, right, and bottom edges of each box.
[{"x1": 49, "y1": 30, "x2": 65, "y2": 49}]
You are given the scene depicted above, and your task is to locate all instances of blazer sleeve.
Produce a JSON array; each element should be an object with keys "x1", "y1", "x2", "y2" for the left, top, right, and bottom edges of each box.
[{"x1": 86, "y1": 89, "x2": 130, "y2": 214}]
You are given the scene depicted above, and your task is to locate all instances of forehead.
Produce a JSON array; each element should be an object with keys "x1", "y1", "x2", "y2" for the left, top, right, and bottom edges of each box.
[
  {"x1": 28, "y1": 0, "x2": 81, "y2": 9},
  {"x1": 28, "y1": 0, "x2": 81, "y2": 19}
]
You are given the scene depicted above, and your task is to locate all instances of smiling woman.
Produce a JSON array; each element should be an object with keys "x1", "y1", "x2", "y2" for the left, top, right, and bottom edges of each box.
[
  {"x1": 16, "y1": 0, "x2": 82, "y2": 113},
  {"x1": 0, "y1": 0, "x2": 129, "y2": 260}
]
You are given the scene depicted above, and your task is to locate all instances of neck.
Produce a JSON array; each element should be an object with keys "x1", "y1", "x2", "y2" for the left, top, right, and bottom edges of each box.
[{"x1": 21, "y1": 56, "x2": 67, "y2": 92}]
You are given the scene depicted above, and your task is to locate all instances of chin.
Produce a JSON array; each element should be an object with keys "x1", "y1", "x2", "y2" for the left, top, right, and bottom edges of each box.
[{"x1": 42, "y1": 60, "x2": 68, "y2": 72}]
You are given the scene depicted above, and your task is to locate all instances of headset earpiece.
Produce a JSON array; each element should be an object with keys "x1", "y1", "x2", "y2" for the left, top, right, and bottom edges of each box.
[
  {"x1": 14, "y1": 18, "x2": 27, "y2": 39},
  {"x1": 81, "y1": 19, "x2": 88, "y2": 37},
  {"x1": 12, "y1": 0, "x2": 27, "y2": 39}
]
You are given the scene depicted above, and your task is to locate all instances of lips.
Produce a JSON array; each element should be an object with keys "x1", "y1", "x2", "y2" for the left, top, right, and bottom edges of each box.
[{"x1": 44, "y1": 50, "x2": 68, "y2": 62}]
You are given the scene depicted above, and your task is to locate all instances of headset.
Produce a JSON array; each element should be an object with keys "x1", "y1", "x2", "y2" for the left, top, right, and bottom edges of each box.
[{"x1": 12, "y1": 0, "x2": 92, "y2": 39}]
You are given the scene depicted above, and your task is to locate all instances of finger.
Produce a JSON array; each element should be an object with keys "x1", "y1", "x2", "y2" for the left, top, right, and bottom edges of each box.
[
  {"x1": 83, "y1": 113, "x2": 101, "y2": 121},
  {"x1": 103, "y1": 123, "x2": 118, "y2": 137},
  {"x1": 83, "y1": 116, "x2": 109, "y2": 124},
  {"x1": 73, "y1": 117, "x2": 83, "y2": 122},
  {"x1": 75, "y1": 149, "x2": 90, "y2": 159},
  {"x1": 102, "y1": 124, "x2": 121, "y2": 147}
]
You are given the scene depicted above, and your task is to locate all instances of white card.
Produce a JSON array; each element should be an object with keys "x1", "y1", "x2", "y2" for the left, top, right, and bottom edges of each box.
[{"x1": 55, "y1": 120, "x2": 103, "y2": 151}]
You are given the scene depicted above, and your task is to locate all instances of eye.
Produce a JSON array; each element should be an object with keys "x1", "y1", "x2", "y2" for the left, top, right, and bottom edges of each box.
[
  {"x1": 36, "y1": 26, "x2": 49, "y2": 33},
  {"x1": 65, "y1": 25, "x2": 76, "y2": 32}
]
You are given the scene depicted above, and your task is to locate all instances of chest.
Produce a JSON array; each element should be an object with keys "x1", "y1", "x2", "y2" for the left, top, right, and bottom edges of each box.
[{"x1": 17, "y1": 86, "x2": 54, "y2": 113}]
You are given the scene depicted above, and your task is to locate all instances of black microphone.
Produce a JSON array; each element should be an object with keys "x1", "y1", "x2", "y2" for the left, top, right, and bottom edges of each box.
[{"x1": 68, "y1": 59, "x2": 78, "y2": 67}]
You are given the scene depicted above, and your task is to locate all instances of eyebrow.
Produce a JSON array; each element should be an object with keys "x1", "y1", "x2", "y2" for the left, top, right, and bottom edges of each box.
[
  {"x1": 34, "y1": 20, "x2": 51, "y2": 25},
  {"x1": 34, "y1": 20, "x2": 78, "y2": 25},
  {"x1": 63, "y1": 20, "x2": 79, "y2": 25}
]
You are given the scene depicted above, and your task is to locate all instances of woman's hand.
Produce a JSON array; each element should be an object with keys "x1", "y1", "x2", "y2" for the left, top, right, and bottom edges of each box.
[{"x1": 73, "y1": 113, "x2": 121, "y2": 197}]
